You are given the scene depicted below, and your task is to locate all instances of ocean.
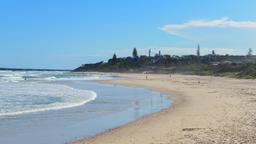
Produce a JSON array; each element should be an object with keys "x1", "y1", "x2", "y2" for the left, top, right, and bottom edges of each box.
[{"x1": 0, "y1": 71, "x2": 171, "y2": 144}]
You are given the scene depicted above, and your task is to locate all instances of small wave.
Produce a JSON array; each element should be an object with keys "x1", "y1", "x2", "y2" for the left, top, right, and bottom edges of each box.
[
  {"x1": 0, "y1": 71, "x2": 115, "y2": 117},
  {"x1": 0, "y1": 91, "x2": 96, "y2": 117},
  {"x1": 42, "y1": 76, "x2": 113, "y2": 81},
  {"x1": 0, "y1": 71, "x2": 114, "y2": 82},
  {"x1": 0, "y1": 82, "x2": 97, "y2": 117}
]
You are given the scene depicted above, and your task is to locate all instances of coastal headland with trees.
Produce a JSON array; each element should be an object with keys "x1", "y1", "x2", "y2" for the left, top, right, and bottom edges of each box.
[{"x1": 74, "y1": 46, "x2": 256, "y2": 79}]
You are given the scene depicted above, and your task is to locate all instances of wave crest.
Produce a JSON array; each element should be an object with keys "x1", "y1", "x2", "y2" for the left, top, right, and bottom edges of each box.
[{"x1": 0, "y1": 82, "x2": 97, "y2": 117}]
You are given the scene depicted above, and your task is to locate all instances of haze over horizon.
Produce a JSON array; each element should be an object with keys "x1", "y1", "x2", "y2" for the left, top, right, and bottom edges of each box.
[{"x1": 0, "y1": 0, "x2": 256, "y2": 69}]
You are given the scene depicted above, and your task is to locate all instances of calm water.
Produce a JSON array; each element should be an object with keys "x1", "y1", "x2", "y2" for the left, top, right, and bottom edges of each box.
[{"x1": 0, "y1": 71, "x2": 171, "y2": 144}]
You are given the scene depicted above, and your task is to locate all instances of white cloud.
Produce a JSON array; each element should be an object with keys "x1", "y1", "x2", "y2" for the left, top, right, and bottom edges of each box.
[{"x1": 160, "y1": 17, "x2": 256, "y2": 35}]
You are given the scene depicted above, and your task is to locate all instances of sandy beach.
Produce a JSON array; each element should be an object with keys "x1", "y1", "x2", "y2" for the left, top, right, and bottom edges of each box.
[{"x1": 74, "y1": 73, "x2": 256, "y2": 144}]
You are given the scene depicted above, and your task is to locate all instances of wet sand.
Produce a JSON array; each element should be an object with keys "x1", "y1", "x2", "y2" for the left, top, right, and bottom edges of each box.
[
  {"x1": 0, "y1": 80, "x2": 170, "y2": 144},
  {"x1": 74, "y1": 73, "x2": 256, "y2": 144}
]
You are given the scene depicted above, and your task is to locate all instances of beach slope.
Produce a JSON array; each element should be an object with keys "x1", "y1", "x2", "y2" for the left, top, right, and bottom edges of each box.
[{"x1": 74, "y1": 74, "x2": 256, "y2": 144}]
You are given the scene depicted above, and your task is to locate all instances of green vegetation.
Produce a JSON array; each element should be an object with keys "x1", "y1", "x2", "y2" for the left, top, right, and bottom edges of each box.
[
  {"x1": 132, "y1": 48, "x2": 138, "y2": 58},
  {"x1": 74, "y1": 47, "x2": 256, "y2": 79},
  {"x1": 235, "y1": 63, "x2": 256, "y2": 79}
]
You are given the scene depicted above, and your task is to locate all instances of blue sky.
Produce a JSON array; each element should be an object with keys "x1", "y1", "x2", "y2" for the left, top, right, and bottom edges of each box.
[{"x1": 0, "y1": 0, "x2": 256, "y2": 69}]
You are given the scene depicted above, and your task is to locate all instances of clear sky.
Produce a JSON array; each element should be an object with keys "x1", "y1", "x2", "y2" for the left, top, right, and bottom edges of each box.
[{"x1": 0, "y1": 0, "x2": 256, "y2": 69}]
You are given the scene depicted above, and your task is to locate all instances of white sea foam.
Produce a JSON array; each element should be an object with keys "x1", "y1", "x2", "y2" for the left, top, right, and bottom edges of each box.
[
  {"x1": 0, "y1": 82, "x2": 97, "y2": 117},
  {"x1": 0, "y1": 71, "x2": 108, "y2": 117},
  {"x1": 0, "y1": 71, "x2": 114, "y2": 82}
]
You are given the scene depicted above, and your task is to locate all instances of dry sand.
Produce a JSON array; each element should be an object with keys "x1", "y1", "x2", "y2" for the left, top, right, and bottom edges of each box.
[{"x1": 74, "y1": 74, "x2": 256, "y2": 144}]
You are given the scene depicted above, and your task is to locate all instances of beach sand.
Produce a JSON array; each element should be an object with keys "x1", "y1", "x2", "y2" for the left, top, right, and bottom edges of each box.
[{"x1": 74, "y1": 74, "x2": 256, "y2": 144}]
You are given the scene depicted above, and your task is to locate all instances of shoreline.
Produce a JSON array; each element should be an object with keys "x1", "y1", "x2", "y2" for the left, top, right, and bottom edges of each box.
[
  {"x1": 0, "y1": 77, "x2": 170, "y2": 144},
  {"x1": 74, "y1": 73, "x2": 256, "y2": 144}
]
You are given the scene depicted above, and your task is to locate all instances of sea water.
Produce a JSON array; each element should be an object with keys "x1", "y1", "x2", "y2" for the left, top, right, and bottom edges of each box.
[
  {"x1": 0, "y1": 71, "x2": 112, "y2": 116},
  {"x1": 0, "y1": 71, "x2": 171, "y2": 144}
]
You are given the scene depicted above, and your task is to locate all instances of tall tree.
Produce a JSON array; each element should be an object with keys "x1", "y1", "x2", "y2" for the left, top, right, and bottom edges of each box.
[
  {"x1": 132, "y1": 48, "x2": 138, "y2": 58},
  {"x1": 197, "y1": 44, "x2": 200, "y2": 57},
  {"x1": 148, "y1": 49, "x2": 151, "y2": 57},
  {"x1": 112, "y1": 53, "x2": 117, "y2": 60},
  {"x1": 212, "y1": 50, "x2": 215, "y2": 55},
  {"x1": 197, "y1": 44, "x2": 201, "y2": 63},
  {"x1": 212, "y1": 50, "x2": 216, "y2": 62},
  {"x1": 247, "y1": 48, "x2": 253, "y2": 57},
  {"x1": 111, "y1": 53, "x2": 117, "y2": 64}
]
